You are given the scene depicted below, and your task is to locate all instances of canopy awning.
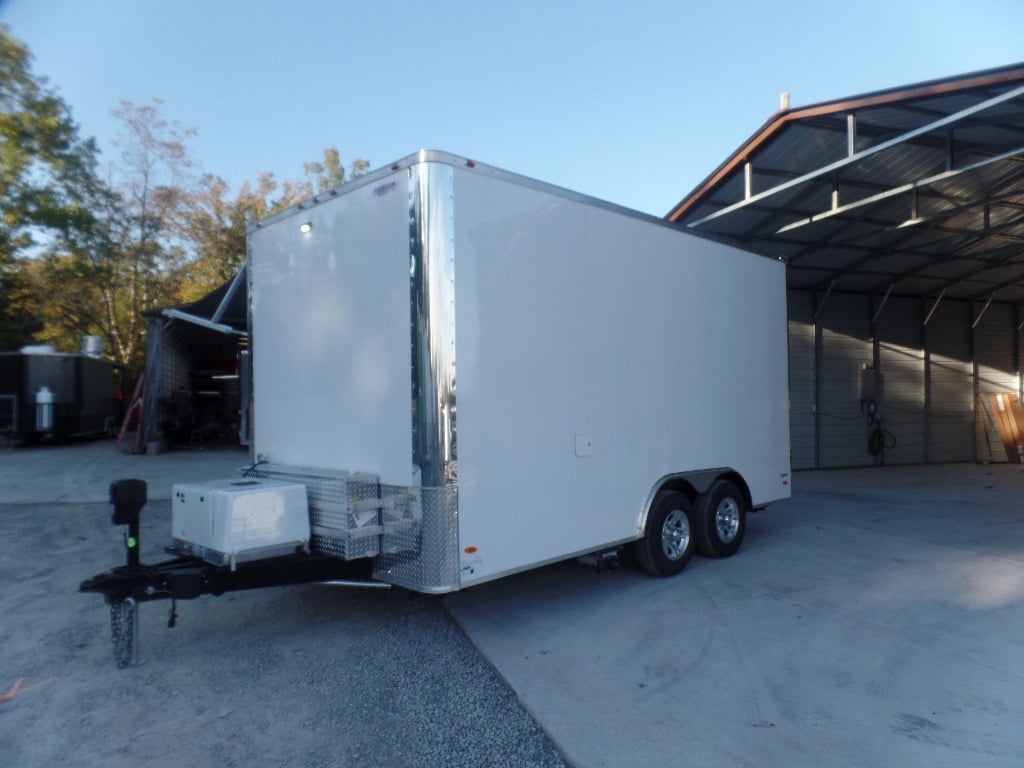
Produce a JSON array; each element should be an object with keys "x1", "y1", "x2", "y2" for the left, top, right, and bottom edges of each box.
[{"x1": 668, "y1": 63, "x2": 1024, "y2": 305}]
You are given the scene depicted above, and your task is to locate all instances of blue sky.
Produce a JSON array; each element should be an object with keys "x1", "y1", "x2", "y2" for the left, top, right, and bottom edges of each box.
[{"x1": 2, "y1": 0, "x2": 1022, "y2": 216}]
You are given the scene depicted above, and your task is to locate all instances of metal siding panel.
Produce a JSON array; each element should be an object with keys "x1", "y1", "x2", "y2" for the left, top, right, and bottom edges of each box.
[
  {"x1": 975, "y1": 303, "x2": 1018, "y2": 391},
  {"x1": 788, "y1": 290, "x2": 816, "y2": 469},
  {"x1": 925, "y1": 301, "x2": 974, "y2": 463},
  {"x1": 877, "y1": 297, "x2": 925, "y2": 464},
  {"x1": 1019, "y1": 307, "x2": 1024, "y2": 400},
  {"x1": 818, "y1": 293, "x2": 873, "y2": 468},
  {"x1": 974, "y1": 303, "x2": 1019, "y2": 462}
]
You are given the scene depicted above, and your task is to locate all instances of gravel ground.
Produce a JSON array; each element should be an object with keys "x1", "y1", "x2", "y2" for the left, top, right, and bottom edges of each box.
[{"x1": 0, "y1": 498, "x2": 570, "y2": 768}]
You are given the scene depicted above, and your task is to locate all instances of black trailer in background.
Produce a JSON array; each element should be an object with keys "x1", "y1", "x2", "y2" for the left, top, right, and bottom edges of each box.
[{"x1": 0, "y1": 347, "x2": 123, "y2": 443}]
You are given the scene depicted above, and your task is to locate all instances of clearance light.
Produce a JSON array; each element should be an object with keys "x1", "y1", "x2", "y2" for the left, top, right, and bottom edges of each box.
[{"x1": 299, "y1": 221, "x2": 313, "y2": 234}]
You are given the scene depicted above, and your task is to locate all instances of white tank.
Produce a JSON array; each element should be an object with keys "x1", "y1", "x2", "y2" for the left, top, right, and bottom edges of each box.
[{"x1": 35, "y1": 386, "x2": 54, "y2": 432}]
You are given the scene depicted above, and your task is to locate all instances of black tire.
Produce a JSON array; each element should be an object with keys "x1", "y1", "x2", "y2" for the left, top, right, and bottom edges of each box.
[
  {"x1": 636, "y1": 490, "x2": 696, "y2": 577},
  {"x1": 695, "y1": 479, "x2": 746, "y2": 558}
]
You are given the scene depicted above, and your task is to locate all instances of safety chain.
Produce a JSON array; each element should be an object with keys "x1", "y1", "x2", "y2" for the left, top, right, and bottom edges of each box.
[{"x1": 109, "y1": 599, "x2": 138, "y2": 668}]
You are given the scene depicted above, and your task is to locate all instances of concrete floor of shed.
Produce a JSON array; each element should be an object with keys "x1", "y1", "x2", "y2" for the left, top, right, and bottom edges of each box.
[{"x1": 444, "y1": 462, "x2": 1024, "y2": 768}]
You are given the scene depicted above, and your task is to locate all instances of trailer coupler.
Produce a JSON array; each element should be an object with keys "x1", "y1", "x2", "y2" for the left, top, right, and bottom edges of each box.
[{"x1": 81, "y1": 479, "x2": 379, "y2": 667}]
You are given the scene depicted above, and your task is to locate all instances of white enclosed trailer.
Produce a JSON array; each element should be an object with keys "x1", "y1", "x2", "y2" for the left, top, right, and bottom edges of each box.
[{"x1": 234, "y1": 150, "x2": 790, "y2": 592}]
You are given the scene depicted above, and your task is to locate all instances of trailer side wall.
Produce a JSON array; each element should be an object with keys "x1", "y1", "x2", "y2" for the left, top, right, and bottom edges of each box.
[{"x1": 451, "y1": 166, "x2": 789, "y2": 585}]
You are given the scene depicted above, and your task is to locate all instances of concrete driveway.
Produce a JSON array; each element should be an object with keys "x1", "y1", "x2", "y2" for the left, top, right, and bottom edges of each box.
[
  {"x1": 0, "y1": 439, "x2": 250, "y2": 504},
  {"x1": 0, "y1": 440, "x2": 568, "y2": 768},
  {"x1": 4, "y1": 440, "x2": 1023, "y2": 766},
  {"x1": 444, "y1": 463, "x2": 1024, "y2": 767}
]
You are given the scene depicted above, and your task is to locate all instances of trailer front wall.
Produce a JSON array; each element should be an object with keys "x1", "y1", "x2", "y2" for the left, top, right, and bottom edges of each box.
[
  {"x1": 452, "y1": 167, "x2": 790, "y2": 586},
  {"x1": 249, "y1": 174, "x2": 413, "y2": 481}
]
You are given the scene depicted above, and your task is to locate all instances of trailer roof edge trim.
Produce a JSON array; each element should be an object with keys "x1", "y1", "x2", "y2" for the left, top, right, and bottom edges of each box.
[{"x1": 249, "y1": 149, "x2": 774, "y2": 257}]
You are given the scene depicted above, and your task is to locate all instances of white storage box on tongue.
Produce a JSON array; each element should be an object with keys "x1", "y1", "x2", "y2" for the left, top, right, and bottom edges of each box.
[{"x1": 172, "y1": 478, "x2": 310, "y2": 567}]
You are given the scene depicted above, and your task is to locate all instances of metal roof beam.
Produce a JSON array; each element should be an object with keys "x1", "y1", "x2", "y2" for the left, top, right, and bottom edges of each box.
[
  {"x1": 784, "y1": 169, "x2": 1024, "y2": 263},
  {"x1": 775, "y1": 143, "x2": 1024, "y2": 234},
  {"x1": 812, "y1": 279, "x2": 838, "y2": 321},
  {"x1": 804, "y1": 99, "x2": 1024, "y2": 144},
  {"x1": 211, "y1": 264, "x2": 247, "y2": 325},
  {"x1": 972, "y1": 293, "x2": 997, "y2": 327},
  {"x1": 803, "y1": 237, "x2": 1024, "y2": 298},
  {"x1": 872, "y1": 283, "x2": 894, "y2": 323},
  {"x1": 686, "y1": 82, "x2": 1024, "y2": 230},
  {"x1": 905, "y1": 242, "x2": 1024, "y2": 303},
  {"x1": 162, "y1": 308, "x2": 247, "y2": 336},
  {"x1": 965, "y1": 270, "x2": 1024, "y2": 303},
  {"x1": 923, "y1": 289, "x2": 947, "y2": 326},
  {"x1": 792, "y1": 188, "x2": 1024, "y2": 282}
]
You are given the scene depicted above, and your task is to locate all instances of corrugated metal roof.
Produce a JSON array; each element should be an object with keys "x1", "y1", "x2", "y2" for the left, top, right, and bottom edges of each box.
[{"x1": 668, "y1": 63, "x2": 1024, "y2": 303}]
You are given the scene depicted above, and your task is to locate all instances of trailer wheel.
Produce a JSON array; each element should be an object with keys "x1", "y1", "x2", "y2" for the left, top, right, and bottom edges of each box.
[
  {"x1": 695, "y1": 480, "x2": 746, "y2": 558},
  {"x1": 636, "y1": 490, "x2": 695, "y2": 577}
]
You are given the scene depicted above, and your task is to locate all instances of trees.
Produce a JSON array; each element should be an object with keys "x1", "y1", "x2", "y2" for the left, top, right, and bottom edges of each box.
[
  {"x1": 27, "y1": 98, "x2": 195, "y2": 371},
  {"x1": 176, "y1": 148, "x2": 369, "y2": 302},
  {"x1": 174, "y1": 171, "x2": 303, "y2": 302},
  {"x1": 0, "y1": 26, "x2": 370, "y2": 371},
  {"x1": 0, "y1": 25, "x2": 100, "y2": 348},
  {"x1": 302, "y1": 146, "x2": 370, "y2": 196}
]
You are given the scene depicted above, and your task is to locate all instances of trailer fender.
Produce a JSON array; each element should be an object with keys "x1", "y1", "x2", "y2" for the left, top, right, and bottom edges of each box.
[{"x1": 638, "y1": 469, "x2": 751, "y2": 538}]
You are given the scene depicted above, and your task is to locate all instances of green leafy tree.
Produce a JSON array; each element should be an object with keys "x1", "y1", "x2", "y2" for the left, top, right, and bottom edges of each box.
[
  {"x1": 177, "y1": 149, "x2": 369, "y2": 302},
  {"x1": 0, "y1": 24, "x2": 100, "y2": 349},
  {"x1": 301, "y1": 146, "x2": 370, "y2": 196},
  {"x1": 0, "y1": 260, "x2": 39, "y2": 349},
  {"x1": 31, "y1": 99, "x2": 195, "y2": 371},
  {"x1": 174, "y1": 171, "x2": 306, "y2": 301},
  {"x1": 0, "y1": 24, "x2": 372, "y2": 367}
]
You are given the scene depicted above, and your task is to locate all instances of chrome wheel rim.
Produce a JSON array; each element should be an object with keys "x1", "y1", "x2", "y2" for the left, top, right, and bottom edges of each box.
[
  {"x1": 715, "y1": 497, "x2": 740, "y2": 543},
  {"x1": 661, "y1": 509, "x2": 691, "y2": 560}
]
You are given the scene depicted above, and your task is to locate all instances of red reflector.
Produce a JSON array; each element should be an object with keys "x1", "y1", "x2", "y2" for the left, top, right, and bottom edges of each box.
[{"x1": 464, "y1": 546, "x2": 478, "y2": 554}]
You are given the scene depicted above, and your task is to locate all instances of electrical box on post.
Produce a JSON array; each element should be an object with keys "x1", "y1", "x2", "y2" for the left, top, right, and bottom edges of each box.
[{"x1": 859, "y1": 365, "x2": 883, "y2": 401}]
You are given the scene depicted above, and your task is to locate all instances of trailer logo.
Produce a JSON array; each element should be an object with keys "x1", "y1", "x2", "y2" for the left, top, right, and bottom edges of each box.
[{"x1": 373, "y1": 181, "x2": 397, "y2": 198}]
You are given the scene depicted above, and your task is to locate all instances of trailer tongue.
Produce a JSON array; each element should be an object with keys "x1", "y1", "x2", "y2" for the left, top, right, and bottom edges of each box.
[{"x1": 81, "y1": 479, "x2": 380, "y2": 667}]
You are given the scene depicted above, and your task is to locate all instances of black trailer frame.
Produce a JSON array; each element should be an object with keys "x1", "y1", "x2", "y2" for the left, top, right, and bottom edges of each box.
[{"x1": 80, "y1": 479, "x2": 383, "y2": 667}]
